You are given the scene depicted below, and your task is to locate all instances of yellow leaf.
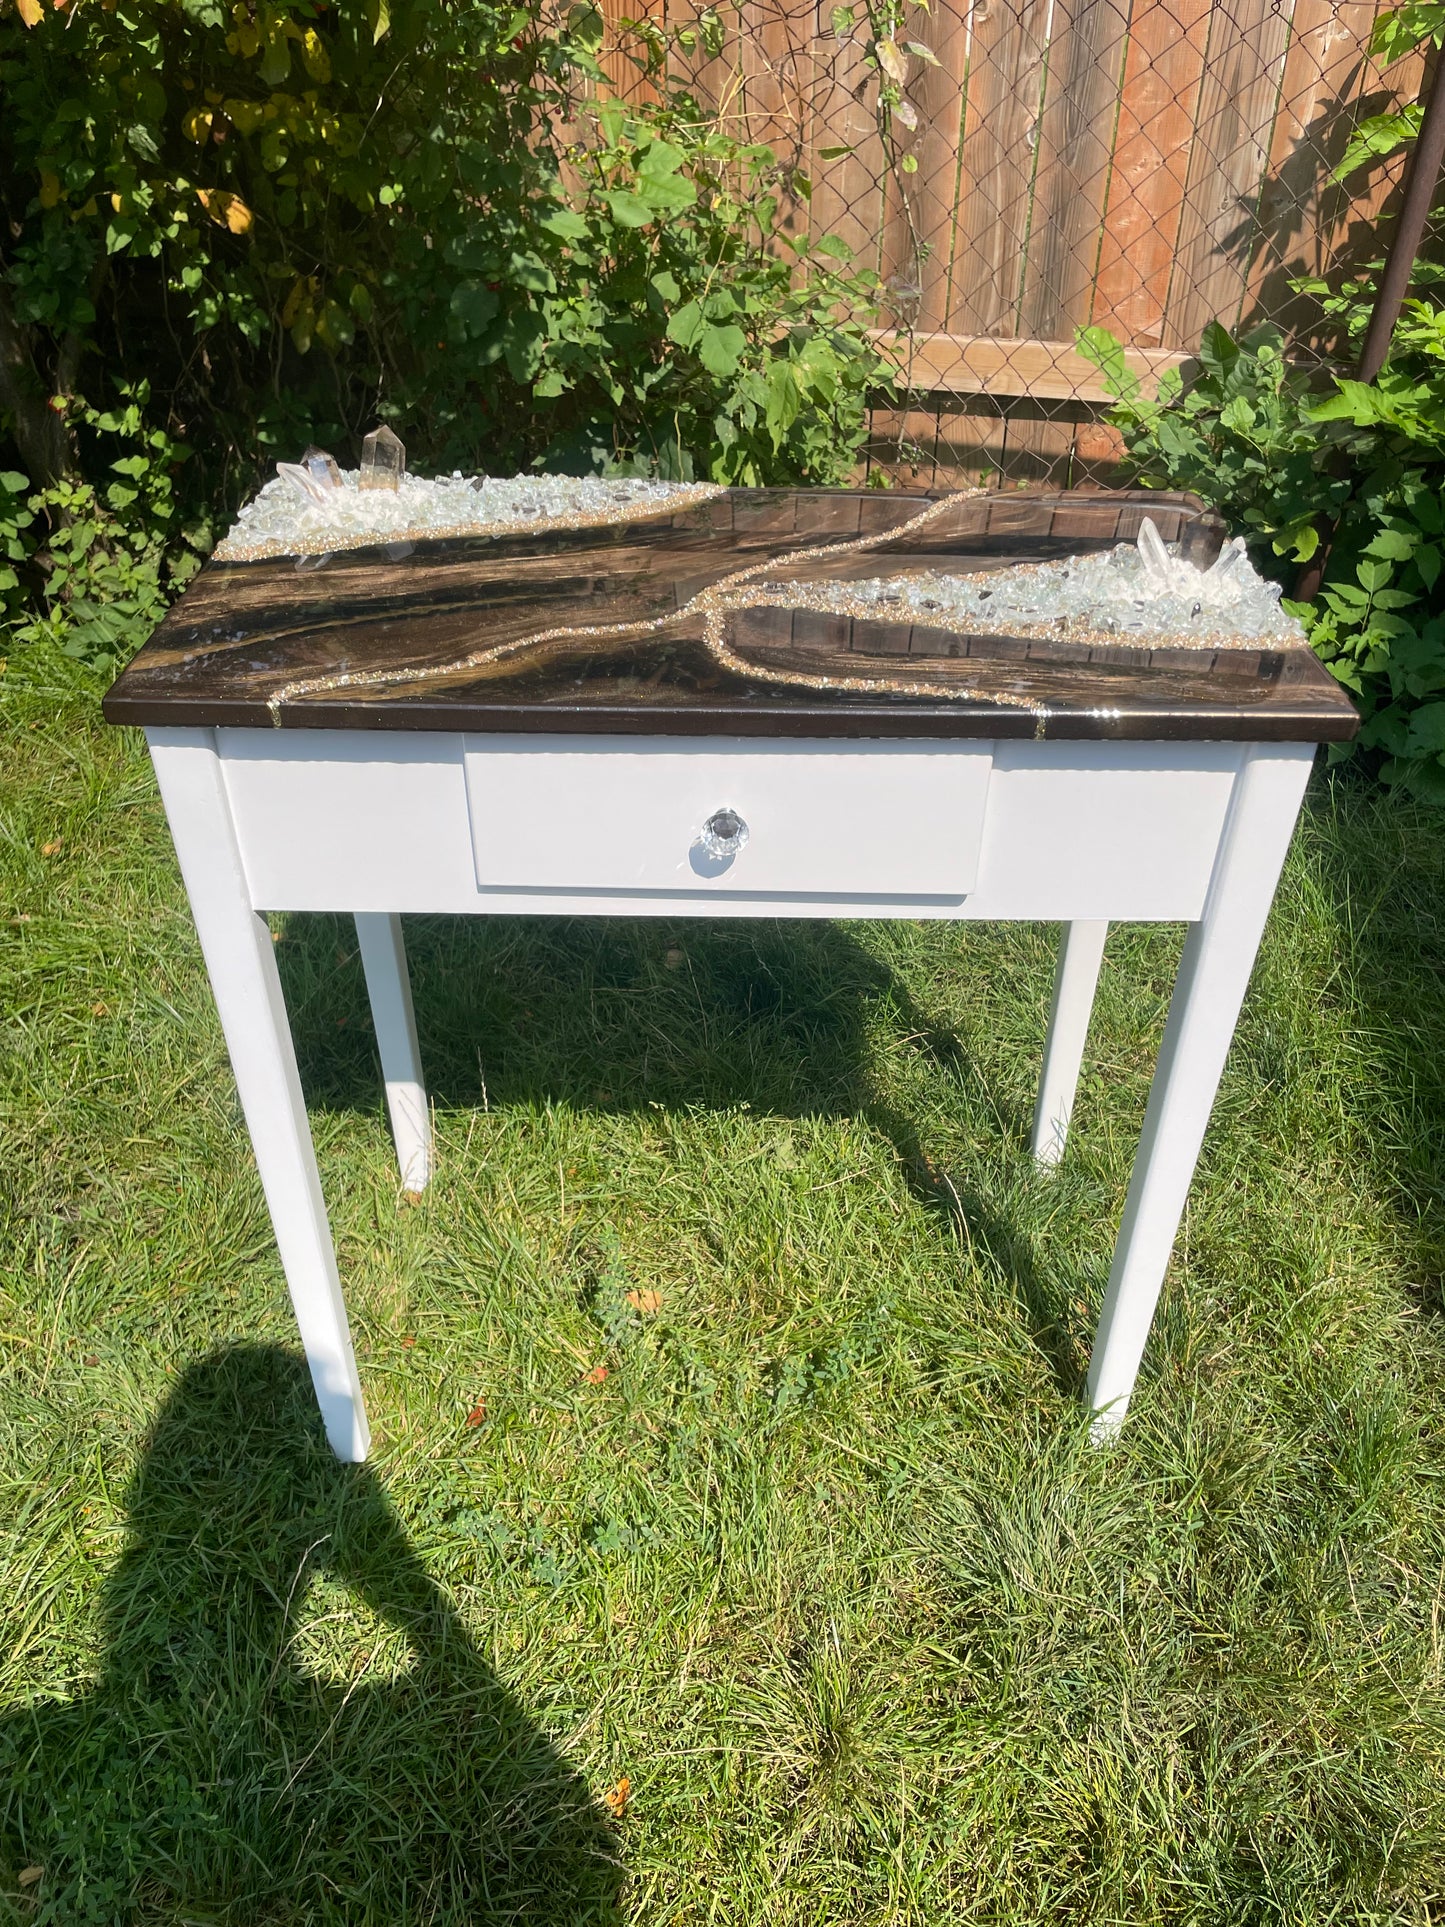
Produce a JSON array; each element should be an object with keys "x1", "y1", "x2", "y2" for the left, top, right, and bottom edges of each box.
[
  {"x1": 370, "y1": 0, "x2": 389, "y2": 42},
  {"x1": 301, "y1": 25, "x2": 331, "y2": 80},
  {"x1": 196, "y1": 188, "x2": 254, "y2": 234},
  {"x1": 281, "y1": 274, "x2": 314, "y2": 326},
  {"x1": 225, "y1": 98, "x2": 265, "y2": 135},
  {"x1": 182, "y1": 106, "x2": 214, "y2": 142},
  {"x1": 875, "y1": 35, "x2": 908, "y2": 81},
  {"x1": 16, "y1": 0, "x2": 43, "y2": 24},
  {"x1": 38, "y1": 170, "x2": 61, "y2": 208},
  {"x1": 603, "y1": 1777, "x2": 631, "y2": 1818},
  {"x1": 17, "y1": 1868, "x2": 42, "y2": 1888},
  {"x1": 111, "y1": 192, "x2": 123, "y2": 211},
  {"x1": 624, "y1": 1288, "x2": 662, "y2": 1314}
]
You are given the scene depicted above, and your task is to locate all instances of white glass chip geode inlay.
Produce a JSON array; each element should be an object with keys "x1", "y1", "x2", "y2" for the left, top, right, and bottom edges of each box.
[
  {"x1": 761, "y1": 520, "x2": 1303, "y2": 650},
  {"x1": 213, "y1": 470, "x2": 726, "y2": 562}
]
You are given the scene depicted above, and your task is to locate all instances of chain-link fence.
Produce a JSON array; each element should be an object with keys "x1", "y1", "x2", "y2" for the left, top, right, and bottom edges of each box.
[{"x1": 601, "y1": 0, "x2": 1432, "y2": 485}]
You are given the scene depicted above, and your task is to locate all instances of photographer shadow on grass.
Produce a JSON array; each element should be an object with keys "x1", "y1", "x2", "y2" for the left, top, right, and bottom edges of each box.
[{"x1": 0, "y1": 1345, "x2": 623, "y2": 1926}]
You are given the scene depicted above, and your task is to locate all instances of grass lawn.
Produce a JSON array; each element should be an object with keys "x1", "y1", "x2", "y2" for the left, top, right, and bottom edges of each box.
[{"x1": 3, "y1": 646, "x2": 1445, "y2": 1925}]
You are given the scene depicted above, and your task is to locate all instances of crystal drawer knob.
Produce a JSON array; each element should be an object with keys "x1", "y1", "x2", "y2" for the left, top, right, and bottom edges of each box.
[{"x1": 700, "y1": 807, "x2": 749, "y2": 860}]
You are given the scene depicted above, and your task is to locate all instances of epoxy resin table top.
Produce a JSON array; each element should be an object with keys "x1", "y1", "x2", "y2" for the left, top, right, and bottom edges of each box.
[{"x1": 102, "y1": 487, "x2": 1359, "y2": 743}]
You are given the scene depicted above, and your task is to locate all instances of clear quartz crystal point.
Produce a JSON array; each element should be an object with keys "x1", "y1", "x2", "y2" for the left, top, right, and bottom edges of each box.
[
  {"x1": 1135, "y1": 516, "x2": 1175, "y2": 591},
  {"x1": 359, "y1": 424, "x2": 406, "y2": 492},
  {"x1": 275, "y1": 459, "x2": 333, "y2": 507},
  {"x1": 302, "y1": 444, "x2": 342, "y2": 489}
]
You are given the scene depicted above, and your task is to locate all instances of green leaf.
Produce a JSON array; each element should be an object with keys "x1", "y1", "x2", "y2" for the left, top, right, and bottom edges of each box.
[
  {"x1": 1333, "y1": 105, "x2": 1420, "y2": 182},
  {"x1": 650, "y1": 270, "x2": 681, "y2": 303},
  {"x1": 449, "y1": 282, "x2": 500, "y2": 338},
  {"x1": 1365, "y1": 526, "x2": 1418, "y2": 561},
  {"x1": 1075, "y1": 325, "x2": 1139, "y2": 401},
  {"x1": 1197, "y1": 320, "x2": 1240, "y2": 381},
  {"x1": 632, "y1": 171, "x2": 696, "y2": 213},
  {"x1": 0, "y1": 472, "x2": 29, "y2": 494},
  {"x1": 542, "y1": 209, "x2": 590, "y2": 241},
  {"x1": 698, "y1": 324, "x2": 747, "y2": 376},
  {"x1": 605, "y1": 190, "x2": 654, "y2": 228},
  {"x1": 1274, "y1": 522, "x2": 1319, "y2": 562},
  {"x1": 1405, "y1": 702, "x2": 1445, "y2": 754},
  {"x1": 666, "y1": 301, "x2": 705, "y2": 349},
  {"x1": 1357, "y1": 558, "x2": 1392, "y2": 592},
  {"x1": 637, "y1": 138, "x2": 686, "y2": 178}
]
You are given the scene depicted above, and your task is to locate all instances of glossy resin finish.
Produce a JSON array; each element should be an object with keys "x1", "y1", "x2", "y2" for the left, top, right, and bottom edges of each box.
[{"x1": 103, "y1": 488, "x2": 1359, "y2": 743}]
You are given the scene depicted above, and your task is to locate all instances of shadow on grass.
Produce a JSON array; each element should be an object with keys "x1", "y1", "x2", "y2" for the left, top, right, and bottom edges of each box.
[
  {"x1": 275, "y1": 912, "x2": 1086, "y2": 1392},
  {"x1": 1305, "y1": 774, "x2": 1445, "y2": 1320},
  {"x1": 0, "y1": 1346, "x2": 622, "y2": 1926}
]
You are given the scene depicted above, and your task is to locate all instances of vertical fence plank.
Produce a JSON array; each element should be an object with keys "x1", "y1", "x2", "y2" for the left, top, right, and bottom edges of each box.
[
  {"x1": 1241, "y1": 0, "x2": 1379, "y2": 345},
  {"x1": 1020, "y1": 0, "x2": 1134, "y2": 342},
  {"x1": 1089, "y1": 0, "x2": 1212, "y2": 345},
  {"x1": 947, "y1": 0, "x2": 1054, "y2": 336},
  {"x1": 879, "y1": 1, "x2": 975, "y2": 329},
  {"x1": 598, "y1": 0, "x2": 667, "y2": 100},
  {"x1": 1164, "y1": 0, "x2": 1297, "y2": 348},
  {"x1": 806, "y1": 15, "x2": 889, "y2": 269}
]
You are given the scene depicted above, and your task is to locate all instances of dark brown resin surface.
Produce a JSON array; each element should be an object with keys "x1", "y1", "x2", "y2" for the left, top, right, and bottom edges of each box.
[{"x1": 102, "y1": 488, "x2": 1359, "y2": 743}]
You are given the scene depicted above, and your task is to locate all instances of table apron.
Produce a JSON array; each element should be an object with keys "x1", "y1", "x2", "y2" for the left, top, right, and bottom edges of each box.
[{"x1": 159, "y1": 727, "x2": 1317, "y2": 924}]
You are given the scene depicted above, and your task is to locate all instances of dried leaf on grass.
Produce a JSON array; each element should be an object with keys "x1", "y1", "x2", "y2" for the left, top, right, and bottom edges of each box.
[{"x1": 604, "y1": 1777, "x2": 630, "y2": 1817}]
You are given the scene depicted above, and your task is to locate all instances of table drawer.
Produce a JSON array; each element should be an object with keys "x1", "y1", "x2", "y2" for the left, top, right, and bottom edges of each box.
[{"x1": 462, "y1": 737, "x2": 993, "y2": 897}]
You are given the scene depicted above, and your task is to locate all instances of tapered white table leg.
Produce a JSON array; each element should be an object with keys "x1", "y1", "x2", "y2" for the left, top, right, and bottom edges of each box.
[
  {"x1": 1086, "y1": 744, "x2": 1314, "y2": 1435},
  {"x1": 355, "y1": 912, "x2": 432, "y2": 1192},
  {"x1": 1032, "y1": 920, "x2": 1108, "y2": 1165},
  {"x1": 146, "y1": 727, "x2": 371, "y2": 1462}
]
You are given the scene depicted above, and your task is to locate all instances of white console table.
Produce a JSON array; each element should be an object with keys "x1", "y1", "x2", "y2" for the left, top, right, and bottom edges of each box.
[{"x1": 104, "y1": 487, "x2": 1357, "y2": 1459}]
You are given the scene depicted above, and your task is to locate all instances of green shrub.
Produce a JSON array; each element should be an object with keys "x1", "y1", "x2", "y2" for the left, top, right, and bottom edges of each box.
[
  {"x1": 0, "y1": 0, "x2": 889, "y2": 667},
  {"x1": 1078, "y1": 299, "x2": 1445, "y2": 804}
]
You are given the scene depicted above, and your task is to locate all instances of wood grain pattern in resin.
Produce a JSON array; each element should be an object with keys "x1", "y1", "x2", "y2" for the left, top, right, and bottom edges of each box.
[{"x1": 103, "y1": 488, "x2": 1360, "y2": 743}]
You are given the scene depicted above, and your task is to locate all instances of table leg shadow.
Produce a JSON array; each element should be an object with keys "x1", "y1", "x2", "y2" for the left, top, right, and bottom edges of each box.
[{"x1": 272, "y1": 913, "x2": 1091, "y2": 1398}]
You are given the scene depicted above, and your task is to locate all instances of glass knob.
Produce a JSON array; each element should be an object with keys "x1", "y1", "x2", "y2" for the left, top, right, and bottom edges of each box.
[{"x1": 700, "y1": 807, "x2": 749, "y2": 860}]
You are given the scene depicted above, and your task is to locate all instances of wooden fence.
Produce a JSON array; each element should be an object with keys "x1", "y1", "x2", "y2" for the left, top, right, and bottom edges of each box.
[{"x1": 600, "y1": 0, "x2": 1432, "y2": 480}]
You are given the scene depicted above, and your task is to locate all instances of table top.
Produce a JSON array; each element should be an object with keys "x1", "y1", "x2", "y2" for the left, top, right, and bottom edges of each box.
[{"x1": 103, "y1": 487, "x2": 1359, "y2": 743}]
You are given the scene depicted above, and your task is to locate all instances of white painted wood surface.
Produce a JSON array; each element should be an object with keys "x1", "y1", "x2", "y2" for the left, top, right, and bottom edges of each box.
[
  {"x1": 219, "y1": 731, "x2": 1243, "y2": 922},
  {"x1": 146, "y1": 722, "x2": 1318, "y2": 1457},
  {"x1": 1085, "y1": 743, "x2": 1314, "y2": 1432},
  {"x1": 1032, "y1": 920, "x2": 1109, "y2": 1165},
  {"x1": 354, "y1": 911, "x2": 432, "y2": 1192},
  {"x1": 148, "y1": 728, "x2": 370, "y2": 1462},
  {"x1": 462, "y1": 737, "x2": 994, "y2": 896}
]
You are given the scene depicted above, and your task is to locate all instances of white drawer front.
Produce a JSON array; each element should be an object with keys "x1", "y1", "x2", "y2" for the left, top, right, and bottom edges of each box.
[{"x1": 462, "y1": 736, "x2": 993, "y2": 897}]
